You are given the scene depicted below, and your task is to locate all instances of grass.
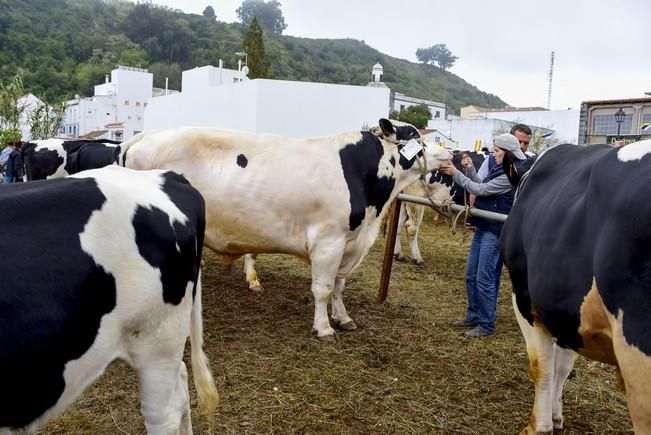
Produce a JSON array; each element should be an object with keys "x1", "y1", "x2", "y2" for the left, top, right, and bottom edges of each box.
[{"x1": 41, "y1": 208, "x2": 632, "y2": 434}]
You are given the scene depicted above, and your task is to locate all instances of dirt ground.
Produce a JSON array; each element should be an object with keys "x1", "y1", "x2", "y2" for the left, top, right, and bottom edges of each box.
[{"x1": 41, "y1": 208, "x2": 632, "y2": 434}]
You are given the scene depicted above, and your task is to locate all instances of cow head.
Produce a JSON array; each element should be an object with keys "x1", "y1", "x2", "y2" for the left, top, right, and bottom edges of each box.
[{"x1": 22, "y1": 140, "x2": 67, "y2": 181}]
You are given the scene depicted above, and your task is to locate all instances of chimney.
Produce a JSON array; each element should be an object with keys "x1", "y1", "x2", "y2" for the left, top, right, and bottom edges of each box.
[
  {"x1": 105, "y1": 74, "x2": 109, "y2": 84},
  {"x1": 165, "y1": 77, "x2": 169, "y2": 96}
]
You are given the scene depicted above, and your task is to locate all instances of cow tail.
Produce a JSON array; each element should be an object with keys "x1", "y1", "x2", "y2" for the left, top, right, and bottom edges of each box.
[
  {"x1": 189, "y1": 200, "x2": 219, "y2": 417},
  {"x1": 190, "y1": 271, "x2": 219, "y2": 416}
]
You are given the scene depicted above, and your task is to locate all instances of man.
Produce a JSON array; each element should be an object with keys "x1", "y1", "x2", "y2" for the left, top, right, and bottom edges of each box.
[
  {"x1": 3, "y1": 141, "x2": 24, "y2": 184},
  {"x1": 440, "y1": 133, "x2": 526, "y2": 337}
]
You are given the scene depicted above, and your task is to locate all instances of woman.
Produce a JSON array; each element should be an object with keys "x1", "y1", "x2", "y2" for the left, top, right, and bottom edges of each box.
[{"x1": 439, "y1": 133, "x2": 526, "y2": 337}]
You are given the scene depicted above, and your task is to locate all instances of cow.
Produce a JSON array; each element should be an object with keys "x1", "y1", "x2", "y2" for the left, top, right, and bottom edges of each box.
[
  {"x1": 121, "y1": 119, "x2": 452, "y2": 340},
  {"x1": 0, "y1": 165, "x2": 218, "y2": 434},
  {"x1": 394, "y1": 150, "x2": 486, "y2": 264},
  {"x1": 22, "y1": 138, "x2": 121, "y2": 180},
  {"x1": 500, "y1": 141, "x2": 651, "y2": 434}
]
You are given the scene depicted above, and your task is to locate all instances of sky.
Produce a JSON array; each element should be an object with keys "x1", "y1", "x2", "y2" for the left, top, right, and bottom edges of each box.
[{"x1": 151, "y1": 0, "x2": 650, "y2": 110}]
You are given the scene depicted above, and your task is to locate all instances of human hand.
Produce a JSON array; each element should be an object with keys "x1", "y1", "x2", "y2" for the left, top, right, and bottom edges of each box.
[{"x1": 439, "y1": 162, "x2": 457, "y2": 176}]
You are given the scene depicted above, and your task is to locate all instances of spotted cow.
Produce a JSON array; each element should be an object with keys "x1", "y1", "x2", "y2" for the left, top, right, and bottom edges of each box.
[
  {"x1": 122, "y1": 119, "x2": 451, "y2": 340},
  {"x1": 394, "y1": 150, "x2": 486, "y2": 264},
  {"x1": 22, "y1": 138, "x2": 121, "y2": 180},
  {"x1": 0, "y1": 166, "x2": 218, "y2": 433},
  {"x1": 500, "y1": 141, "x2": 651, "y2": 434}
]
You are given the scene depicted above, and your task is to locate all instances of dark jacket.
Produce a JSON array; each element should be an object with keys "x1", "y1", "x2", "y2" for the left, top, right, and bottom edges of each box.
[
  {"x1": 6, "y1": 149, "x2": 24, "y2": 179},
  {"x1": 470, "y1": 164, "x2": 514, "y2": 236}
]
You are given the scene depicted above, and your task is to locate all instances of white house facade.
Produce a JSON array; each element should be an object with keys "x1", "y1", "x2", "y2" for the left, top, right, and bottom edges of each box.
[
  {"x1": 145, "y1": 65, "x2": 391, "y2": 138},
  {"x1": 61, "y1": 65, "x2": 156, "y2": 141},
  {"x1": 474, "y1": 108, "x2": 580, "y2": 143}
]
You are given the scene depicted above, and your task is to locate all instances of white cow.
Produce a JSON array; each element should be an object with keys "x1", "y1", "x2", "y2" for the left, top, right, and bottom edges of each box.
[{"x1": 122, "y1": 119, "x2": 451, "y2": 340}]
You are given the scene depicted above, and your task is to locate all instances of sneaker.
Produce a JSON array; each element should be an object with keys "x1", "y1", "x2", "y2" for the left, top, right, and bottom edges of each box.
[
  {"x1": 464, "y1": 326, "x2": 494, "y2": 338},
  {"x1": 452, "y1": 319, "x2": 476, "y2": 328}
]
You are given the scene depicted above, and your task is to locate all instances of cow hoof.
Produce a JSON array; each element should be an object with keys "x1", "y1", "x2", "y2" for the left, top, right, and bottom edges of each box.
[
  {"x1": 336, "y1": 320, "x2": 357, "y2": 331},
  {"x1": 249, "y1": 284, "x2": 265, "y2": 293},
  {"x1": 394, "y1": 254, "x2": 408, "y2": 263},
  {"x1": 552, "y1": 417, "x2": 564, "y2": 430},
  {"x1": 412, "y1": 258, "x2": 425, "y2": 266},
  {"x1": 519, "y1": 426, "x2": 552, "y2": 435},
  {"x1": 317, "y1": 333, "x2": 337, "y2": 342}
]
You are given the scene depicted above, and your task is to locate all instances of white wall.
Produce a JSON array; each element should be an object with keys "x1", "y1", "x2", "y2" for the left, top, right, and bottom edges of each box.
[
  {"x1": 145, "y1": 79, "x2": 390, "y2": 138},
  {"x1": 484, "y1": 109, "x2": 580, "y2": 143},
  {"x1": 182, "y1": 65, "x2": 247, "y2": 93},
  {"x1": 428, "y1": 118, "x2": 513, "y2": 151}
]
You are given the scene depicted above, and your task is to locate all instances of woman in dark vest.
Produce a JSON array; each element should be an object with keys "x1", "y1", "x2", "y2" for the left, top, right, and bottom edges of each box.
[{"x1": 439, "y1": 133, "x2": 526, "y2": 337}]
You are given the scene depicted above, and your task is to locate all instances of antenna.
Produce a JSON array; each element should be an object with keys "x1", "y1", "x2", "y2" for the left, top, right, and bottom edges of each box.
[{"x1": 547, "y1": 51, "x2": 554, "y2": 110}]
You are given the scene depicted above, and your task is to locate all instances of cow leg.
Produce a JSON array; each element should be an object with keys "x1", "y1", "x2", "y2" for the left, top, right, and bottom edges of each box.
[
  {"x1": 611, "y1": 317, "x2": 651, "y2": 433},
  {"x1": 331, "y1": 277, "x2": 356, "y2": 331},
  {"x1": 405, "y1": 204, "x2": 425, "y2": 265},
  {"x1": 512, "y1": 293, "x2": 555, "y2": 434},
  {"x1": 129, "y1": 302, "x2": 194, "y2": 434},
  {"x1": 136, "y1": 359, "x2": 193, "y2": 435},
  {"x1": 550, "y1": 344, "x2": 577, "y2": 430},
  {"x1": 310, "y1": 240, "x2": 345, "y2": 341},
  {"x1": 244, "y1": 253, "x2": 264, "y2": 293},
  {"x1": 393, "y1": 202, "x2": 409, "y2": 261}
]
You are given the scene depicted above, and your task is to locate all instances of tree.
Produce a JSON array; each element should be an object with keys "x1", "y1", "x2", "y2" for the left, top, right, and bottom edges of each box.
[
  {"x1": 390, "y1": 104, "x2": 432, "y2": 129},
  {"x1": 202, "y1": 6, "x2": 216, "y2": 18},
  {"x1": 242, "y1": 17, "x2": 271, "y2": 79},
  {"x1": 30, "y1": 102, "x2": 65, "y2": 140},
  {"x1": 416, "y1": 44, "x2": 458, "y2": 71},
  {"x1": 236, "y1": 0, "x2": 287, "y2": 34},
  {"x1": 0, "y1": 74, "x2": 27, "y2": 132}
]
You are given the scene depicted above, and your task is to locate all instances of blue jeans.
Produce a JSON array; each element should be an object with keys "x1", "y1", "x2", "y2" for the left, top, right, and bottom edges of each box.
[
  {"x1": 3, "y1": 176, "x2": 16, "y2": 184},
  {"x1": 464, "y1": 229, "x2": 503, "y2": 334}
]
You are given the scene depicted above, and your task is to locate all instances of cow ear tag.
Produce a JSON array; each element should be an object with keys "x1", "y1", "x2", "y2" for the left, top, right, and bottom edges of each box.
[{"x1": 399, "y1": 139, "x2": 423, "y2": 161}]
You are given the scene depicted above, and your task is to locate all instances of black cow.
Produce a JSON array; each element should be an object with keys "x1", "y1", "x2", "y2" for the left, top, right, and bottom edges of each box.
[
  {"x1": 0, "y1": 165, "x2": 218, "y2": 433},
  {"x1": 500, "y1": 141, "x2": 651, "y2": 434},
  {"x1": 394, "y1": 150, "x2": 487, "y2": 264},
  {"x1": 22, "y1": 138, "x2": 121, "y2": 180}
]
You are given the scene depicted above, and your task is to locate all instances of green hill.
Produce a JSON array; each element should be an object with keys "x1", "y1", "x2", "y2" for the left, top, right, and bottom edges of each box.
[{"x1": 0, "y1": 0, "x2": 505, "y2": 114}]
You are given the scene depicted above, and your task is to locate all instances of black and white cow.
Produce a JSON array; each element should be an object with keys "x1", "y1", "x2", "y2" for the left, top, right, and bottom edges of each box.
[
  {"x1": 501, "y1": 141, "x2": 651, "y2": 434},
  {"x1": 22, "y1": 138, "x2": 121, "y2": 180},
  {"x1": 394, "y1": 150, "x2": 486, "y2": 264},
  {"x1": 121, "y1": 119, "x2": 452, "y2": 340},
  {"x1": 0, "y1": 166, "x2": 218, "y2": 433}
]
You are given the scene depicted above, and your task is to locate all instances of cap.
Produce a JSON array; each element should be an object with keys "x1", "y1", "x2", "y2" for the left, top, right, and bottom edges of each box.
[{"x1": 493, "y1": 133, "x2": 526, "y2": 160}]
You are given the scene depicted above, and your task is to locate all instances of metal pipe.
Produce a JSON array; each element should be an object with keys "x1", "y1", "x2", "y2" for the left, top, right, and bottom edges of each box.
[{"x1": 397, "y1": 194, "x2": 507, "y2": 223}]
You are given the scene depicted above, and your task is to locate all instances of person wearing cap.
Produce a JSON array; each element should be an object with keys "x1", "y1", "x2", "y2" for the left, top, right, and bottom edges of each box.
[{"x1": 439, "y1": 133, "x2": 526, "y2": 337}]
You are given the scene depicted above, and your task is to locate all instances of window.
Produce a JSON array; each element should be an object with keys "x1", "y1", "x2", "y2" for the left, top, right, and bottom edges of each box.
[
  {"x1": 128, "y1": 116, "x2": 132, "y2": 120},
  {"x1": 136, "y1": 101, "x2": 141, "y2": 107},
  {"x1": 137, "y1": 116, "x2": 142, "y2": 121},
  {"x1": 643, "y1": 113, "x2": 651, "y2": 123},
  {"x1": 124, "y1": 100, "x2": 130, "y2": 106},
  {"x1": 144, "y1": 102, "x2": 148, "y2": 107},
  {"x1": 435, "y1": 111, "x2": 441, "y2": 119},
  {"x1": 400, "y1": 104, "x2": 405, "y2": 112},
  {"x1": 592, "y1": 113, "x2": 633, "y2": 135}
]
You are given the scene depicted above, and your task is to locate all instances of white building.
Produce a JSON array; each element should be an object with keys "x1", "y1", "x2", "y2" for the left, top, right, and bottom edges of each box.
[
  {"x1": 427, "y1": 118, "x2": 553, "y2": 151},
  {"x1": 464, "y1": 106, "x2": 580, "y2": 143},
  {"x1": 368, "y1": 63, "x2": 446, "y2": 127},
  {"x1": 61, "y1": 65, "x2": 162, "y2": 141},
  {"x1": 145, "y1": 64, "x2": 390, "y2": 138},
  {"x1": 16, "y1": 93, "x2": 44, "y2": 141}
]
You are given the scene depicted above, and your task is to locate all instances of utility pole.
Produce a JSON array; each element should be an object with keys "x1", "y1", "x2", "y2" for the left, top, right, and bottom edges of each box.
[{"x1": 547, "y1": 51, "x2": 554, "y2": 110}]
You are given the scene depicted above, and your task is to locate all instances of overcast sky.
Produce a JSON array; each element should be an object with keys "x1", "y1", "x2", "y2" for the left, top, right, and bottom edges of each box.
[{"x1": 151, "y1": 0, "x2": 650, "y2": 110}]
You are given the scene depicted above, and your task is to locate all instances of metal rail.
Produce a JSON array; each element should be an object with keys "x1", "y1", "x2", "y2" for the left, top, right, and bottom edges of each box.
[{"x1": 376, "y1": 194, "x2": 508, "y2": 303}]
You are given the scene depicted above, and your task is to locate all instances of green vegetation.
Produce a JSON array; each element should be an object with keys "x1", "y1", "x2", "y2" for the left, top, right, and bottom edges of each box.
[
  {"x1": 390, "y1": 104, "x2": 432, "y2": 129},
  {"x1": 243, "y1": 17, "x2": 271, "y2": 79},
  {"x1": 0, "y1": 0, "x2": 505, "y2": 114}
]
